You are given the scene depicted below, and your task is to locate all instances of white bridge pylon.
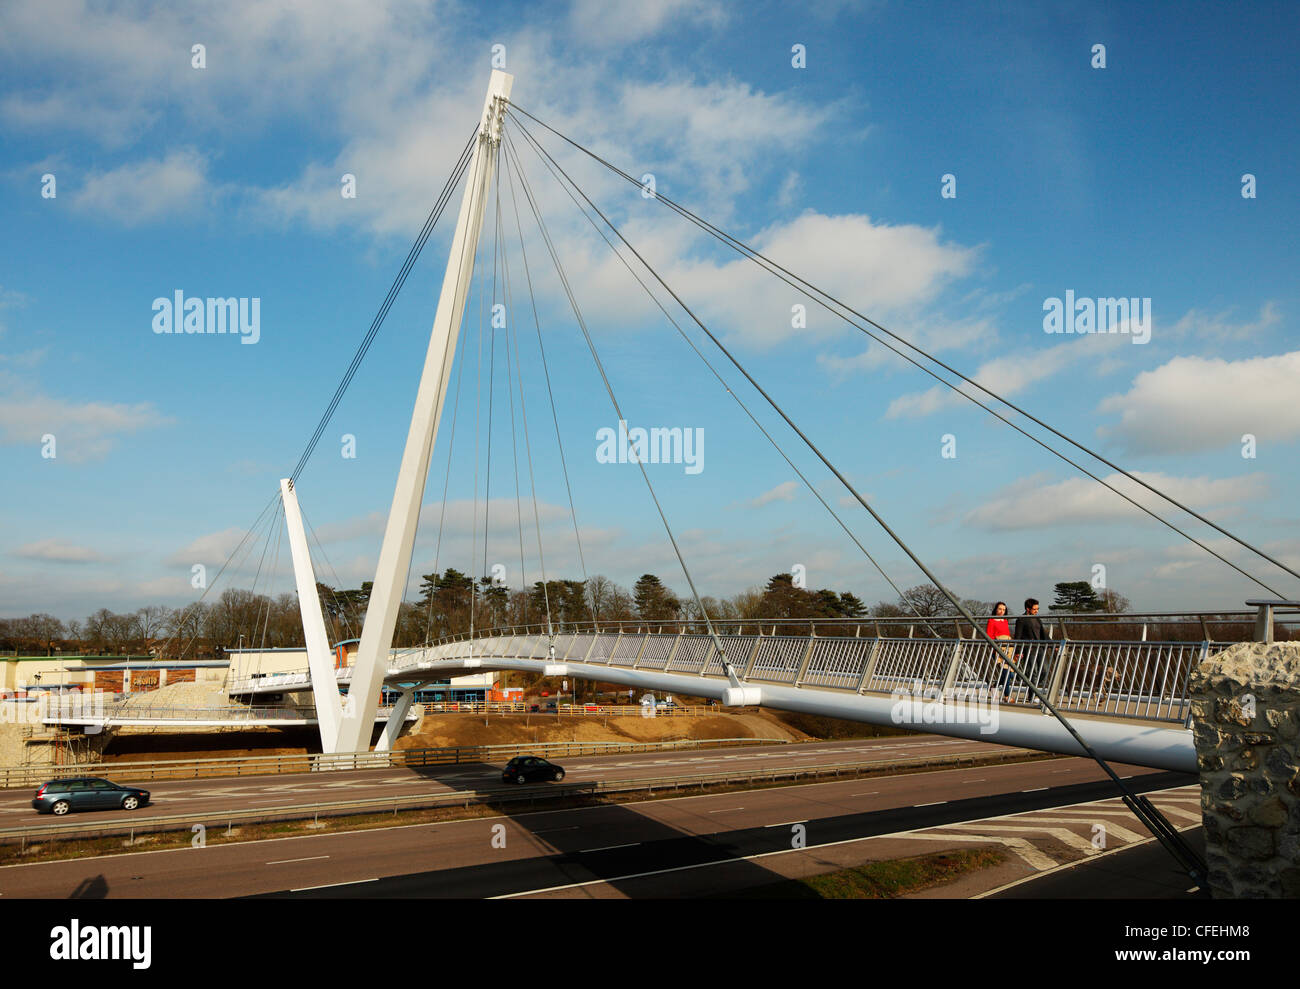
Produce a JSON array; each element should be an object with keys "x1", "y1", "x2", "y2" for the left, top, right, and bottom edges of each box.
[
  {"x1": 280, "y1": 477, "x2": 343, "y2": 752},
  {"x1": 335, "y1": 69, "x2": 512, "y2": 754}
]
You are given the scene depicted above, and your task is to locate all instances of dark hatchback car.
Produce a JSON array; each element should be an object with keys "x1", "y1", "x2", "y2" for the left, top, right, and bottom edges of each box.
[
  {"x1": 501, "y1": 756, "x2": 565, "y2": 784},
  {"x1": 32, "y1": 777, "x2": 151, "y2": 815}
]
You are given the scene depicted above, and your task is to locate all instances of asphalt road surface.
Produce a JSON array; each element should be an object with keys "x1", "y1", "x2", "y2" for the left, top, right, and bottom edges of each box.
[
  {"x1": 2, "y1": 735, "x2": 1020, "y2": 831},
  {"x1": 0, "y1": 748, "x2": 1188, "y2": 898}
]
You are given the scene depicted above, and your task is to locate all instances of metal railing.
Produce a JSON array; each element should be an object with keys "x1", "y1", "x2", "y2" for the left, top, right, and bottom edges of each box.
[
  {"x1": 397, "y1": 629, "x2": 1235, "y2": 726},
  {"x1": 36, "y1": 701, "x2": 407, "y2": 726},
  {"x1": 216, "y1": 608, "x2": 1285, "y2": 733},
  {"x1": 400, "y1": 608, "x2": 1300, "y2": 648}
]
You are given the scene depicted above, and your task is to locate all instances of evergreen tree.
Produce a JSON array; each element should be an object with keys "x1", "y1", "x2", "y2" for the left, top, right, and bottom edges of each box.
[{"x1": 1050, "y1": 581, "x2": 1104, "y2": 612}]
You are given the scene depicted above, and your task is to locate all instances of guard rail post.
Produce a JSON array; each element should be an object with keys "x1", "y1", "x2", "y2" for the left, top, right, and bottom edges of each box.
[
  {"x1": 940, "y1": 639, "x2": 963, "y2": 696},
  {"x1": 856, "y1": 637, "x2": 882, "y2": 694},
  {"x1": 1045, "y1": 638, "x2": 1069, "y2": 710},
  {"x1": 740, "y1": 635, "x2": 762, "y2": 680},
  {"x1": 793, "y1": 631, "x2": 817, "y2": 688}
]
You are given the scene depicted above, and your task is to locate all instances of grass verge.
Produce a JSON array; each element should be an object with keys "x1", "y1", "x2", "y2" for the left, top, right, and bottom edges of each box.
[{"x1": 724, "y1": 847, "x2": 1007, "y2": 898}]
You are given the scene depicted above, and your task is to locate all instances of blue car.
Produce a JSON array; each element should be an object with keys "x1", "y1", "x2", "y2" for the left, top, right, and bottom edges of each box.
[{"x1": 32, "y1": 777, "x2": 151, "y2": 815}]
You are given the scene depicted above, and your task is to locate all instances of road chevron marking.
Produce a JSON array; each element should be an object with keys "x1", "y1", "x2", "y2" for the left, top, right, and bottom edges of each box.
[
  {"x1": 889, "y1": 833, "x2": 1060, "y2": 871},
  {"x1": 1020, "y1": 815, "x2": 1145, "y2": 844},
  {"x1": 936, "y1": 823, "x2": 1098, "y2": 854}
]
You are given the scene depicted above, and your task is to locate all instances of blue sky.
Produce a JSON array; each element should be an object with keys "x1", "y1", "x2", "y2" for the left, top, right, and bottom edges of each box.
[{"x1": 2, "y1": 0, "x2": 1298, "y2": 623}]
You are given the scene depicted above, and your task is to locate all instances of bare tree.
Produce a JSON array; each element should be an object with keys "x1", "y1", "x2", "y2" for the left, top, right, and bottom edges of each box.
[
  {"x1": 1098, "y1": 588, "x2": 1132, "y2": 614},
  {"x1": 136, "y1": 605, "x2": 170, "y2": 653},
  {"x1": 897, "y1": 584, "x2": 952, "y2": 617},
  {"x1": 585, "y1": 574, "x2": 620, "y2": 623}
]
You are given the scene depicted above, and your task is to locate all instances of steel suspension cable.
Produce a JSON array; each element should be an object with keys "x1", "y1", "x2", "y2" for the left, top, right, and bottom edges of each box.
[
  {"x1": 424, "y1": 312, "x2": 472, "y2": 646},
  {"x1": 504, "y1": 129, "x2": 737, "y2": 679},
  {"x1": 499, "y1": 156, "x2": 558, "y2": 637},
  {"x1": 507, "y1": 104, "x2": 1296, "y2": 596},
  {"x1": 496, "y1": 187, "x2": 533, "y2": 629},
  {"x1": 290, "y1": 126, "x2": 477, "y2": 484},
  {"x1": 507, "y1": 111, "x2": 1207, "y2": 885},
  {"x1": 156, "y1": 490, "x2": 281, "y2": 663},
  {"x1": 502, "y1": 142, "x2": 593, "y2": 625},
  {"x1": 505, "y1": 121, "x2": 939, "y2": 632}
]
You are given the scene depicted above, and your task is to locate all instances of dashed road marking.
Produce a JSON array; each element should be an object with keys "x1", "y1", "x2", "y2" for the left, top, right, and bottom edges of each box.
[
  {"x1": 291, "y1": 877, "x2": 376, "y2": 892},
  {"x1": 267, "y1": 855, "x2": 330, "y2": 865}
]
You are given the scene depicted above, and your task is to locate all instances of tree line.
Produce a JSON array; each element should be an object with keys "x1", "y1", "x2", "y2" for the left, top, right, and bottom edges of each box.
[{"x1": 0, "y1": 574, "x2": 1131, "y2": 659}]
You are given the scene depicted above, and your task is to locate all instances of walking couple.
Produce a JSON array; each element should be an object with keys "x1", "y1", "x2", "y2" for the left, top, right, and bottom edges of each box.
[{"x1": 985, "y1": 598, "x2": 1048, "y2": 704}]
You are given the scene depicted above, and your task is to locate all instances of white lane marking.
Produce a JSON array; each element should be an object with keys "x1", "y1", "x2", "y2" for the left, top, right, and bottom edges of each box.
[
  {"x1": 580, "y1": 842, "x2": 637, "y2": 853},
  {"x1": 1024, "y1": 814, "x2": 1145, "y2": 843},
  {"x1": 959, "y1": 780, "x2": 986, "y2": 784},
  {"x1": 267, "y1": 855, "x2": 330, "y2": 865},
  {"x1": 291, "y1": 878, "x2": 377, "y2": 892},
  {"x1": 939, "y1": 823, "x2": 1097, "y2": 853},
  {"x1": 1049, "y1": 769, "x2": 1074, "y2": 774},
  {"x1": 708, "y1": 807, "x2": 744, "y2": 814},
  {"x1": 1021, "y1": 787, "x2": 1048, "y2": 793},
  {"x1": 763, "y1": 820, "x2": 807, "y2": 828},
  {"x1": 851, "y1": 792, "x2": 878, "y2": 797},
  {"x1": 914, "y1": 801, "x2": 946, "y2": 807},
  {"x1": 1154, "y1": 805, "x2": 1202, "y2": 823},
  {"x1": 899, "y1": 833, "x2": 1060, "y2": 871}
]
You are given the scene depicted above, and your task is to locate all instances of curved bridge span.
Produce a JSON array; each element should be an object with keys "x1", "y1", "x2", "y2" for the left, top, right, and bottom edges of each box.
[{"x1": 233, "y1": 625, "x2": 1212, "y2": 772}]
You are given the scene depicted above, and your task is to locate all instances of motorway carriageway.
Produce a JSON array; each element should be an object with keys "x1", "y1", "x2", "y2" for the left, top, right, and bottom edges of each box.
[
  {"x1": 0, "y1": 736, "x2": 1020, "y2": 829},
  {"x1": 0, "y1": 745, "x2": 1191, "y2": 898}
]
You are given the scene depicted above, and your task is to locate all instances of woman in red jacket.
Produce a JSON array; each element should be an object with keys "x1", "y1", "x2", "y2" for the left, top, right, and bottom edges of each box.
[{"x1": 985, "y1": 602, "x2": 1014, "y2": 702}]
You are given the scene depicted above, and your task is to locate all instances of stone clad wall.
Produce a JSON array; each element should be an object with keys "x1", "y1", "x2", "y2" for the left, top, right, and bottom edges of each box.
[{"x1": 1189, "y1": 642, "x2": 1300, "y2": 897}]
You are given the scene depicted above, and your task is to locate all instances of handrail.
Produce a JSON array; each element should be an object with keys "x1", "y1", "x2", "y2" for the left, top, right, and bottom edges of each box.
[{"x1": 357, "y1": 609, "x2": 1298, "y2": 652}]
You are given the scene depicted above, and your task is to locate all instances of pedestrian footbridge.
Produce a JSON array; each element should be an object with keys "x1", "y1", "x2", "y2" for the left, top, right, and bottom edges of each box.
[{"x1": 224, "y1": 614, "x2": 1269, "y2": 772}]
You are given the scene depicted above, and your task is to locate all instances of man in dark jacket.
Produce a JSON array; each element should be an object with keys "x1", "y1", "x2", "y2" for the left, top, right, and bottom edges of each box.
[{"x1": 1014, "y1": 598, "x2": 1048, "y2": 701}]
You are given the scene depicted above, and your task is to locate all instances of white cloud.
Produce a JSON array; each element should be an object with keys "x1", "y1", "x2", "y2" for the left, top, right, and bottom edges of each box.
[
  {"x1": 965, "y1": 470, "x2": 1271, "y2": 531},
  {"x1": 166, "y1": 527, "x2": 250, "y2": 568},
  {"x1": 884, "y1": 333, "x2": 1130, "y2": 419},
  {"x1": 556, "y1": 211, "x2": 978, "y2": 353},
  {"x1": 0, "y1": 382, "x2": 167, "y2": 461},
  {"x1": 72, "y1": 149, "x2": 210, "y2": 224},
  {"x1": 12, "y1": 540, "x2": 108, "y2": 564},
  {"x1": 749, "y1": 480, "x2": 798, "y2": 507},
  {"x1": 568, "y1": 0, "x2": 726, "y2": 45},
  {"x1": 819, "y1": 314, "x2": 997, "y2": 380},
  {"x1": 0, "y1": 90, "x2": 157, "y2": 149},
  {"x1": 1096, "y1": 350, "x2": 1300, "y2": 454},
  {"x1": 1168, "y1": 302, "x2": 1281, "y2": 342}
]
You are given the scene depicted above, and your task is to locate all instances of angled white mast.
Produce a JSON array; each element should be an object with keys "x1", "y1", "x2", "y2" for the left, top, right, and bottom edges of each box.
[
  {"x1": 334, "y1": 70, "x2": 514, "y2": 753},
  {"x1": 279, "y1": 477, "x2": 344, "y2": 751}
]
